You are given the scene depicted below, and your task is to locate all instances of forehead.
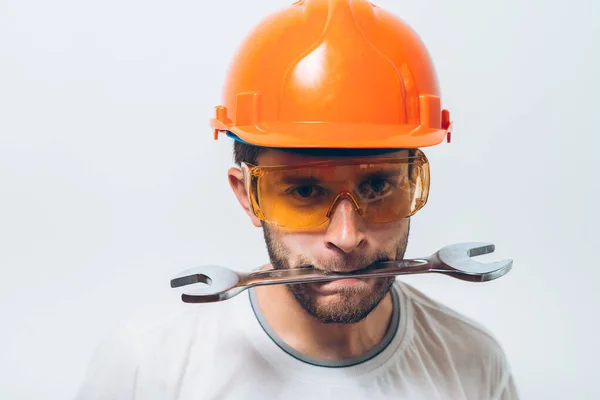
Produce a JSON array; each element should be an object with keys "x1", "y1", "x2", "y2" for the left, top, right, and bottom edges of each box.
[{"x1": 256, "y1": 148, "x2": 411, "y2": 167}]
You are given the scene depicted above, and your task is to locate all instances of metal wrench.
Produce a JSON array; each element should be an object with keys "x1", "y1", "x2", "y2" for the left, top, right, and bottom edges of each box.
[{"x1": 170, "y1": 242, "x2": 512, "y2": 303}]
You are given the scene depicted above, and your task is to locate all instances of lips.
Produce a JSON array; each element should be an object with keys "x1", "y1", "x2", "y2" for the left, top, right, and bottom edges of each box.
[
  {"x1": 310, "y1": 258, "x2": 391, "y2": 275},
  {"x1": 329, "y1": 264, "x2": 376, "y2": 274}
]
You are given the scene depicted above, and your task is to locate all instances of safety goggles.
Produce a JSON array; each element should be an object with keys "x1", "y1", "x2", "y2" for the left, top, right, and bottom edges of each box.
[{"x1": 241, "y1": 149, "x2": 430, "y2": 229}]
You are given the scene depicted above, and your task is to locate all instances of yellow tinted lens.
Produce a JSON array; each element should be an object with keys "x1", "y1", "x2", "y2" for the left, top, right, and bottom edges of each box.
[
  {"x1": 257, "y1": 167, "x2": 334, "y2": 228},
  {"x1": 247, "y1": 152, "x2": 429, "y2": 228},
  {"x1": 356, "y1": 161, "x2": 428, "y2": 223}
]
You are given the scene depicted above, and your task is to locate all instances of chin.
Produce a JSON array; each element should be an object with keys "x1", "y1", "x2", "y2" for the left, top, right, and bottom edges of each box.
[{"x1": 287, "y1": 277, "x2": 395, "y2": 324}]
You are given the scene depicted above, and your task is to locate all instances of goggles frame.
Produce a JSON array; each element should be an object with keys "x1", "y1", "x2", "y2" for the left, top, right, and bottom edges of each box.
[{"x1": 241, "y1": 150, "x2": 430, "y2": 229}]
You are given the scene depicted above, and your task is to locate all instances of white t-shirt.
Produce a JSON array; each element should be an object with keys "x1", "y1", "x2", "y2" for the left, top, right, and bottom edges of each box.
[{"x1": 74, "y1": 280, "x2": 518, "y2": 400}]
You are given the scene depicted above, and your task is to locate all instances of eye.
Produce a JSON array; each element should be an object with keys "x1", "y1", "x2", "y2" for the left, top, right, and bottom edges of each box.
[
  {"x1": 368, "y1": 178, "x2": 389, "y2": 193},
  {"x1": 287, "y1": 185, "x2": 324, "y2": 199},
  {"x1": 359, "y1": 177, "x2": 393, "y2": 196}
]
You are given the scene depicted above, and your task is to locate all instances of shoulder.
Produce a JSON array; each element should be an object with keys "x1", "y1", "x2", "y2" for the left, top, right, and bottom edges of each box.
[
  {"x1": 396, "y1": 280, "x2": 504, "y2": 352},
  {"x1": 110, "y1": 295, "x2": 246, "y2": 355},
  {"x1": 74, "y1": 297, "x2": 247, "y2": 399},
  {"x1": 394, "y1": 280, "x2": 519, "y2": 399}
]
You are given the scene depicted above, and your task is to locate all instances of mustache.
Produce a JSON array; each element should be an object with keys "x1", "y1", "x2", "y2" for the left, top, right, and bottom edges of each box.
[{"x1": 295, "y1": 253, "x2": 392, "y2": 272}]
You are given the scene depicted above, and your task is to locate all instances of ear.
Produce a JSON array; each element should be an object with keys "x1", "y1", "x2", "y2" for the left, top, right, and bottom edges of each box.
[{"x1": 228, "y1": 167, "x2": 262, "y2": 228}]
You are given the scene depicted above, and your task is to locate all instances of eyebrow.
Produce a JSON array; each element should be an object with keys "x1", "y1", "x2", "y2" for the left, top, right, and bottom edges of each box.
[
  {"x1": 360, "y1": 168, "x2": 405, "y2": 180},
  {"x1": 278, "y1": 175, "x2": 322, "y2": 185},
  {"x1": 276, "y1": 168, "x2": 406, "y2": 185}
]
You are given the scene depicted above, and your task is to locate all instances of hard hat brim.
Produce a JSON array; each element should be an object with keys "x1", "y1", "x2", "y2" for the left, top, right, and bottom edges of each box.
[{"x1": 212, "y1": 120, "x2": 448, "y2": 149}]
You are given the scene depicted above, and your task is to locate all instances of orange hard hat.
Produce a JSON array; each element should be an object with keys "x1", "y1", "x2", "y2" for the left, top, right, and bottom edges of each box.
[{"x1": 211, "y1": 0, "x2": 452, "y2": 149}]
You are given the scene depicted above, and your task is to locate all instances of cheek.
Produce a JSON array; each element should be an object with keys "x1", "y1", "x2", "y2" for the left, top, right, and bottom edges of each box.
[
  {"x1": 280, "y1": 233, "x2": 317, "y2": 253},
  {"x1": 277, "y1": 232, "x2": 324, "y2": 264},
  {"x1": 366, "y1": 220, "x2": 409, "y2": 244}
]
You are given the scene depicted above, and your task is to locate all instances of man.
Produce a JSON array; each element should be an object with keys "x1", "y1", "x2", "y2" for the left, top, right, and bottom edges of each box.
[{"x1": 75, "y1": 0, "x2": 518, "y2": 398}]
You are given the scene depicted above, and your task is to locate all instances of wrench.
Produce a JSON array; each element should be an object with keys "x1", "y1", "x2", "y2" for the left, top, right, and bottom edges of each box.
[{"x1": 170, "y1": 242, "x2": 512, "y2": 303}]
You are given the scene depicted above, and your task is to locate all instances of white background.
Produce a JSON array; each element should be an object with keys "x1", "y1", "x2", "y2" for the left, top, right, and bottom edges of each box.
[{"x1": 1, "y1": 0, "x2": 599, "y2": 398}]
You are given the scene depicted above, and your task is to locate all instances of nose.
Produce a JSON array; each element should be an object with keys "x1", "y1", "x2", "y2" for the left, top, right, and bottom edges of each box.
[{"x1": 323, "y1": 198, "x2": 366, "y2": 253}]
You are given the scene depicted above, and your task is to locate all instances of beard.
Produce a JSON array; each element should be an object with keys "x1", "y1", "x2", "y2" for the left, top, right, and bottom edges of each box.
[{"x1": 262, "y1": 222, "x2": 409, "y2": 324}]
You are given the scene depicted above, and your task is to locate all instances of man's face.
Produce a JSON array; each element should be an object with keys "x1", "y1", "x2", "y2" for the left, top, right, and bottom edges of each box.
[{"x1": 249, "y1": 149, "x2": 411, "y2": 324}]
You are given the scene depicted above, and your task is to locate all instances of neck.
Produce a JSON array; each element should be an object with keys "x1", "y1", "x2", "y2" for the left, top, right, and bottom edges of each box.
[{"x1": 253, "y1": 278, "x2": 394, "y2": 361}]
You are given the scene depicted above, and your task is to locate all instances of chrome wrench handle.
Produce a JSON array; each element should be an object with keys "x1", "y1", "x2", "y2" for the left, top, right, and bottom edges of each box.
[
  {"x1": 240, "y1": 259, "x2": 430, "y2": 286},
  {"x1": 170, "y1": 242, "x2": 513, "y2": 303}
]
